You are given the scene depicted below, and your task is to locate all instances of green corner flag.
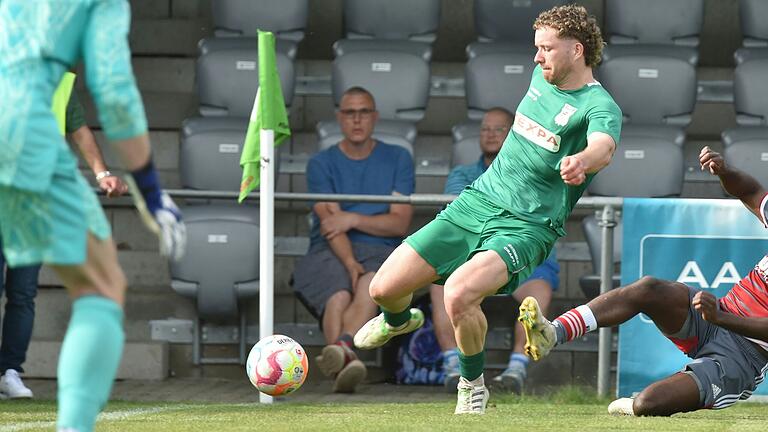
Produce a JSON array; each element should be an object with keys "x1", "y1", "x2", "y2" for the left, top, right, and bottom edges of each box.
[{"x1": 238, "y1": 30, "x2": 291, "y2": 203}]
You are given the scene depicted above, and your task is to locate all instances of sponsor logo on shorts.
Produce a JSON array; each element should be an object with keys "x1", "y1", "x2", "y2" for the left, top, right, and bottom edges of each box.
[
  {"x1": 513, "y1": 112, "x2": 561, "y2": 152},
  {"x1": 503, "y1": 243, "x2": 524, "y2": 272},
  {"x1": 711, "y1": 383, "x2": 721, "y2": 398},
  {"x1": 554, "y1": 103, "x2": 578, "y2": 126}
]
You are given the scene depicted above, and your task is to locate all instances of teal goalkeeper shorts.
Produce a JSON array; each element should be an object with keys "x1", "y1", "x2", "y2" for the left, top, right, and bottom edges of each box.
[
  {"x1": 404, "y1": 189, "x2": 558, "y2": 295},
  {"x1": 0, "y1": 143, "x2": 111, "y2": 267}
]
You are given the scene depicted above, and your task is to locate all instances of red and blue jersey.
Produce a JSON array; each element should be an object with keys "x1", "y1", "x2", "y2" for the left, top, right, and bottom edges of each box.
[{"x1": 719, "y1": 192, "x2": 768, "y2": 349}]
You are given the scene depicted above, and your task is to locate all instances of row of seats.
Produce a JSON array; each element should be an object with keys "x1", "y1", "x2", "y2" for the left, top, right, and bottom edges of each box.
[{"x1": 168, "y1": 1, "x2": 768, "y2": 357}]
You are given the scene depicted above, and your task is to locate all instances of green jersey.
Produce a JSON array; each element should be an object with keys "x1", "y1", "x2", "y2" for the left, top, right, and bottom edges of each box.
[{"x1": 470, "y1": 64, "x2": 622, "y2": 236}]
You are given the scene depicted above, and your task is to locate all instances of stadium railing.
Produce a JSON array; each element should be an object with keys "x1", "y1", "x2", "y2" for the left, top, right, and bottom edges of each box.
[{"x1": 155, "y1": 189, "x2": 621, "y2": 396}]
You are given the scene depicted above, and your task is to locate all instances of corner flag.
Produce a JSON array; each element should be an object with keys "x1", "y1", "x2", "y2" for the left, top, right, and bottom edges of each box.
[{"x1": 238, "y1": 30, "x2": 291, "y2": 203}]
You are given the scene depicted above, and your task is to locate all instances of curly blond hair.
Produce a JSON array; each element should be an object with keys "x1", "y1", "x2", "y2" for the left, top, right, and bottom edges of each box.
[{"x1": 533, "y1": 4, "x2": 604, "y2": 67}]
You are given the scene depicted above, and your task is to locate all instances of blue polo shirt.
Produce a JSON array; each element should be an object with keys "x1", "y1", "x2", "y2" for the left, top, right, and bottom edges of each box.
[{"x1": 307, "y1": 141, "x2": 414, "y2": 249}]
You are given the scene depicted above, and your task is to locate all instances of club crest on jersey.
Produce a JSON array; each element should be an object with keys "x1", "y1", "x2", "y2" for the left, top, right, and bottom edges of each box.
[
  {"x1": 554, "y1": 103, "x2": 578, "y2": 126},
  {"x1": 513, "y1": 112, "x2": 561, "y2": 152}
]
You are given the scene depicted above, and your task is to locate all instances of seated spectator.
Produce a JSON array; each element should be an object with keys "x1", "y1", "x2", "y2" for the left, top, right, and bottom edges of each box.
[
  {"x1": 431, "y1": 107, "x2": 559, "y2": 394},
  {"x1": 292, "y1": 87, "x2": 414, "y2": 393}
]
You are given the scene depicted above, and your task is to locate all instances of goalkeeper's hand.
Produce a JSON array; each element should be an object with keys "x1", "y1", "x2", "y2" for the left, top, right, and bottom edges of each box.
[{"x1": 126, "y1": 160, "x2": 186, "y2": 261}]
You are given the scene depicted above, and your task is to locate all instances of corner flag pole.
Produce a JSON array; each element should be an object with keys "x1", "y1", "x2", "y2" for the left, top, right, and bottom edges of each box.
[{"x1": 259, "y1": 127, "x2": 275, "y2": 404}]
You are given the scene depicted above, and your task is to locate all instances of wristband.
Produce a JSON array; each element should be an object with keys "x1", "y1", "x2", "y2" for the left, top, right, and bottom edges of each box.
[
  {"x1": 95, "y1": 170, "x2": 113, "y2": 181},
  {"x1": 129, "y1": 159, "x2": 162, "y2": 213}
]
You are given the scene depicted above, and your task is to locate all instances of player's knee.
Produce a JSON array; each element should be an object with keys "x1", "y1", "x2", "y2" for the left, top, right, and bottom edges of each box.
[
  {"x1": 632, "y1": 392, "x2": 666, "y2": 416},
  {"x1": 626, "y1": 276, "x2": 667, "y2": 301},
  {"x1": 443, "y1": 283, "x2": 472, "y2": 321},
  {"x1": 368, "y1": 276, "x2": 392, "y2": 304}
]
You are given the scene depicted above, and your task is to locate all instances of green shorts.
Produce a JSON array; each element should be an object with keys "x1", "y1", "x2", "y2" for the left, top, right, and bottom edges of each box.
[
  {"x1": 405, "y1": 189, "x2": 557, "y2": 295},
  {"x1": 0, "y1": 146, "x2": 111, "y2": 267}
]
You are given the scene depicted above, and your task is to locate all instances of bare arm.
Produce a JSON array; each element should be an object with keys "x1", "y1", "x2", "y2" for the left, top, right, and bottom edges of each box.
[
  {"x1": 318, "y1": 195, "x2": 413, "y2": 239},
  {"x1": 693, "y1": 291, "x2": 768, "y2": 341},
  {"x1": 313, "y1": 202, "x2": 366, "y2": 287},
  {"x1": 699, "y1": 146, "x2": 767, "y2": 220},
  {"x1": 560, "y1": 132, "x2": 617, "y2": 186},
  {"x1": 71, "y1": 125, "x2": 108, "y2": 174},
  {"x1": 70, "y1": 125, "x2": 129, "y2": 197}
]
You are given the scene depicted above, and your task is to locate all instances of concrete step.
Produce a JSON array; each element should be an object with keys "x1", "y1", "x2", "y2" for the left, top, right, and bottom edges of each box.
[{"x1": 24, "y1": 340, "x2": 168, "y2": 380}]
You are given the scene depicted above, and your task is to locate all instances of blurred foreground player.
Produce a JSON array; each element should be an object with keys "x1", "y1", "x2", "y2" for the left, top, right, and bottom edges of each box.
[{"x1": 0, "y1": 1, "x2": 185, "y2": 430}]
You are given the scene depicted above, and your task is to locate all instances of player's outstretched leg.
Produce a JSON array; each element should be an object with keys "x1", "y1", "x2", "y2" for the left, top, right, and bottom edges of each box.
[
  {"x1": 353, "y1": 307, "x2": 424, "y2": 349},
  {"x1": 518, "y1": 296, "x2": 557, "y2": 361},
  {"x1": 354, "y1": 244, "x2": 437, "y2": 349}
]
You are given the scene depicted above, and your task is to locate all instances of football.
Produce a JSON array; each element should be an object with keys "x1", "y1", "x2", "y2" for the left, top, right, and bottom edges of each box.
[{"x1": 245, "y1": 334, "x2": 309, "y2": 396}]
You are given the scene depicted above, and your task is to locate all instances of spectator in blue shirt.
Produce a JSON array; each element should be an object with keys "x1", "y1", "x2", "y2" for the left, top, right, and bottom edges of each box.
[
  {"x1": 431, "y1": 107, "x2": 560, "y2": 394},
  {"x1": 293, "y1": 87, "x2": 415, "y2": 393}
]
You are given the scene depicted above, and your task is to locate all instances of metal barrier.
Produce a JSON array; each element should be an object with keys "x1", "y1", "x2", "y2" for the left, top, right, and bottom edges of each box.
[{"x1": 166, "y1": 189, "x2": 622, "y2": 396}]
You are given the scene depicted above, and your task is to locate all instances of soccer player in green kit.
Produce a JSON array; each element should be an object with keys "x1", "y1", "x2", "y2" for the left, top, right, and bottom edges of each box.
[{"x1": 354, "y1": 4, "x2": 622, "y2": 414}]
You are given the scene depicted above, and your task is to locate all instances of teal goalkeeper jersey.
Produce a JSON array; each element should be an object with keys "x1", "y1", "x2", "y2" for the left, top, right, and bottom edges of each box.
[{"x1": 470, "y1": 64, "x2": 622, "y2": 236}]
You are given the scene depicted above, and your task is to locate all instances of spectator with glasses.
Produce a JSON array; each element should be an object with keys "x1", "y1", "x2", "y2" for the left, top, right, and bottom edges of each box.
[{"x1": 292, "y1": 86, "x2": 415, "y2": 393}]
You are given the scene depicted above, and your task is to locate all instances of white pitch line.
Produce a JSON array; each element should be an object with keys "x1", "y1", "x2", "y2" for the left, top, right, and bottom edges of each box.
[{"x1": 0, "y1": 406, "x2": 181, "y2": 432}]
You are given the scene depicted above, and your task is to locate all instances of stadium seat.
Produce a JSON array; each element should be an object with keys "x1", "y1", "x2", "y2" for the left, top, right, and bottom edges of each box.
[
  {"x1": 180, "y1": 118, "x2": 248, "y2": 191},
  {"x1": 735, "y1": 0, "x2": 768, "y2": 64},
  {"x1": 198, "y1": 37, "x2": 300, "y2": 62},
  {"x1": 465, "y1": 51, "x2": 534, "y2": 120},
  {"x1": 467, "y1": 0, "x2": 565, "y2": 58},
  {"x1": 316, "y1": 119, "x2": 415, "y2": 156},
  {"x1": 739, "y1": 0, "x2": 768, "y2": 47},
  {"x1": 579, "y1": 215, "x2": 622, "y2": 300},
  {"x1": 603, "y1": 0, "x2": 703, "y2": 65},
  {"x1": 588, "y1": 129, "x2": 684, "y2": 198},
  {"x1": 451, "y1": 121, "x2": 481, "y2": 167},
  {"x1": 733, "y1": 58, "x2": 768, "y2": 126},
  {"x1": 170, "y1": 205, "x2": 260, "y2": 365},
  {"x1": 210, "y1": 0, "x2": 308, "y2": 59},
  {"x1": 331, "y1": 51, "x2": 429, "y2": 122},
  {"x1": 598, "y1": 55, "x2": 697, "y2": 127},
  {"x1": 196, "y1": 45, "x2": 295, "y2": 117},
  {"x1": 721, "y1": 127, "x2": 768, "y2": 188},
  {"x1": 333, "y1": 0, "x2": 440, "y2": 61}
]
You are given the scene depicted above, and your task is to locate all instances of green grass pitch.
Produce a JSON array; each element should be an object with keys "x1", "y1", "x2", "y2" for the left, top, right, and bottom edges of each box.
[{"x1": 1, "y1": 388, "x2": 766, "y2": 431}]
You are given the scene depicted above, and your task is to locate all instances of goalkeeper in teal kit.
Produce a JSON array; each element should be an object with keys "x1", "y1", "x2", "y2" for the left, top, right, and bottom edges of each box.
[
  {"x1": 354, "y1": 4, "x2": 622, "y2": 414},
  {"x1": 0, "y1": 1, "x2": 184, "y2": 430}
]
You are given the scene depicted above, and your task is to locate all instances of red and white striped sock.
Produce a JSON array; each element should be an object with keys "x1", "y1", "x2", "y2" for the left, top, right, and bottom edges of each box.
[{"x1": 553, "y1": 305, "x2": 598, "y2": 343}]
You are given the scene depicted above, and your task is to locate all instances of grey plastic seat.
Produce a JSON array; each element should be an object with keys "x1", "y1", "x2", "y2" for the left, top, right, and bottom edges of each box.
[
  {"x1": 465, "y1": 51, "x2": 534, "y2": 120},
  {"x1": 467, "y1": 0, "x2": 565, "y2": 58},
  {"x1": 333, "y1": 0, "x2": 440, "y2": 61},
  {"x1": 598, "y1": 55, "x2": 697, "y2": 126},
  {"x1": 196, "y1": 46, "x2": 295, "y2": 117},
  {"x1": 315, "y1": 119, "x2": 415, "y2": 156},
  {"x1": 740, "y1": 0, "x2": 768, "y2": 47},
  {"x1": 604, "y1": 0, "x2": 703, "y2": 65},
  {"x1": 180, "y1": 116, "x2": 283, "y2": 190},
  {"x1": 198, "y1": 37, "x2": 299, "y2": 61},
  {"x1": 451, "y1": 121, "x2": 481, "y2": 167},
  {"x1": 212, "y1": 0, "x2": 307, "y2": 40},
  {"x1": 579, "y1": 215, "x2": 623, "y2": 299},
  {"x1": 170, "y1": 205, "x2": 260, "y2": 364},
  {"x1": 332, "y1": 51, "x2": 429, "y2": 122},
  {"x1": 736, "y1": 0, "x2": 768, "y2": 64},
  {"x1": 734, "y1": 58, "x2": 768, "y2": 126},
  {"x1": 180, "y1": 118, "x2": 248, "y2": 191},
  {"x1": 209, "y1": 0, "x2": 307, "y2": 59},
  {"x1": 588, "y1": 129, "x2": 684, "y2": 198},
  {"x1": 721, "y1": 127, "x2": 768, "y2": 188}
]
